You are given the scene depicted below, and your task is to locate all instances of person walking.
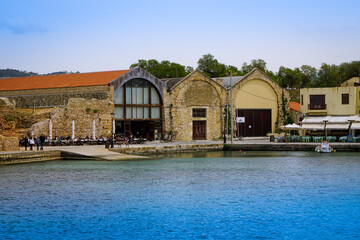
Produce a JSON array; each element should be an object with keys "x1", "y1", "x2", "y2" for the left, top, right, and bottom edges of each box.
[
  {"x1": 40, "y1": 134, "x2": 45, "y2": 150},
  {"x1": 29, "y1": 137, "x2": 35, "y2": 151},
  {"x1": 23, "y1": 136, "x2": 28, "y2": 151},
  {"x1": 36, "y1": 137, "x2": 41, "y2": 151}
]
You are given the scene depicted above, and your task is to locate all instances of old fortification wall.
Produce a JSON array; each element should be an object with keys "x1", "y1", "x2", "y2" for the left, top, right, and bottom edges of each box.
[
  {"x1": 0, "y1": 85, "x2": 111, "y2": 108},
  {"x1": 30, "y1": 97, "x2": 114, "y2": 139}
]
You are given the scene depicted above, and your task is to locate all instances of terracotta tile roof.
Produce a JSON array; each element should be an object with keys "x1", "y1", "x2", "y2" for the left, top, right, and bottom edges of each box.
[
  {"x1": 0, "y1": 70, "x2": 130, "y2": 91},
  {"x1": 290, "y1": 102, "x2": 301, "y2": 112}
]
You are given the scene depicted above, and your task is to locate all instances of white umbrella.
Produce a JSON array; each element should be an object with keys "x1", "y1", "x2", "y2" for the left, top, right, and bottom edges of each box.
[
  {"x1": 281, "y1": 123, "x2": 301, "y2": 130},
  {"x1": 281, "y1": 123, "x2": 300, "y2": 143}
]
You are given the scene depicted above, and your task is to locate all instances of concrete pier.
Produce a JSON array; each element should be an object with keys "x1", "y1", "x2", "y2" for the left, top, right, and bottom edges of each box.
[{"x1": 1, "y1": 139, "x2": 360, "y2": 165}]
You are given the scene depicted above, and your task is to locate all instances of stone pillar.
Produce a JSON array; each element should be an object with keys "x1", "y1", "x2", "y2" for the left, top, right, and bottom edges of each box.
[
  {"x1": 93, "y1": 120, "x2": 96, "y2": 138},
  {"x1": 49, "y1": 120, "x2": 52, "y2": 139},
  {"x1": 72, "y1": 120, "x2": 75, "y2": 139}
]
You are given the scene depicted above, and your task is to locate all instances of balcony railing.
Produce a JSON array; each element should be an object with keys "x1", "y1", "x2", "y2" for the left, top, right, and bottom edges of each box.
[{"x1": 308, "y1": 104, "x2": 326, "y2": 110}]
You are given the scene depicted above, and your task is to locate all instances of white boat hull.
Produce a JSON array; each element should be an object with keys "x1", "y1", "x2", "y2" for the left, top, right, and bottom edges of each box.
[{"x1": 315, "y1": 141, "x2": 333, "y2": 153}]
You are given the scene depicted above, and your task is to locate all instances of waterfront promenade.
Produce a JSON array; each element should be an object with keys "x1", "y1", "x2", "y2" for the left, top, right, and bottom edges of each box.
[{"x1": 1, "y1": 138, "x2": 360, "y2": 165}]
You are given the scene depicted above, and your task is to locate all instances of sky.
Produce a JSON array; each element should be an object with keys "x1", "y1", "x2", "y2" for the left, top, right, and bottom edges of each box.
[{"x1": 0, "y1": 0, "x2": 360, "y2": 74}]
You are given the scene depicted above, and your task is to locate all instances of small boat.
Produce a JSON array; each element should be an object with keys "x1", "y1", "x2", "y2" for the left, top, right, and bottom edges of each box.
[{"x1": 315, "y1": 141, "x2": 333, "y2": 153}]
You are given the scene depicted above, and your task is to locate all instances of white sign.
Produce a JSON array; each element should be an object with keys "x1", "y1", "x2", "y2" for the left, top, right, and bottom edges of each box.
[{"x1": 236, "y1": 117, "x2": 245, "y2": 123}]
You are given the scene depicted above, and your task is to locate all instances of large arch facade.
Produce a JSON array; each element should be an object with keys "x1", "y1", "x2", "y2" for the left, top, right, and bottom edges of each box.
[
  {"x1": 110, "y1": 67, "x2": 166, "y2": 140},
  {"x1": 231, "y1": 68, "x2": 288, "y2": 136},
  {"x1": 164, "y1": 70, "x2": 227, "y2": 141}
]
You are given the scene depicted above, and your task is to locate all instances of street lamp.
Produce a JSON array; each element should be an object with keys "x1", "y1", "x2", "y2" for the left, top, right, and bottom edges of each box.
[
  {"x1": 110, "y1": 112, "x2": 115, "y2": 148},
  {"x1": 323, "y1": 119, "x2": 328, "y2": 140},
  {"x1": 348, "y1": 119, "x2": 355, "y2": 136},
  {"x1": 223, "y1": 111, "x2": 227, "y2": 144}
]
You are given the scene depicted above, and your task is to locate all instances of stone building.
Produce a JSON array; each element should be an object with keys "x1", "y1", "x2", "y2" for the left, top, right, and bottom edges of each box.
[
  {"x1": 0, "y1": 67, "x2": 166, "y2": 140},
  {"x1": 162, "y1": 70, "x2": 227, "y2": 141},
  {"x1": 0, "y1": 67, "x2": 289, "y2": 141}
]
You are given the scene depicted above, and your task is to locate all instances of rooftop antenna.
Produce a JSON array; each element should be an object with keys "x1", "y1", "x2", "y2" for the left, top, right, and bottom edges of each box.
[{"x1": 339, "y1": 71, "x2": 342, "y2": 85}]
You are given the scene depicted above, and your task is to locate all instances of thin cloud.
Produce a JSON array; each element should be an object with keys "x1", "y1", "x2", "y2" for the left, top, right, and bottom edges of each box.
[{"x1": 0, "y1": 17, "x2": 50, "y2": 34}]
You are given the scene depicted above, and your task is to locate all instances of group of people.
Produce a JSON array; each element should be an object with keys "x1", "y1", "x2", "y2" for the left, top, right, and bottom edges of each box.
[{"x1": 19, "y1": 134, "x2": 46, "y2": 151}]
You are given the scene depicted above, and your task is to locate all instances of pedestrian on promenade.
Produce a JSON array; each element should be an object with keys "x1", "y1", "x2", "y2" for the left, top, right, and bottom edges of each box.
[
  {"x1": 36, "y1": 137, "x2": 41, "y2": 151},
  {"x1": 29, "y1": 137, "x2": 35, "y2": 151},
  {"x1": 23, "y1": 136, "x2": 28, "y2": 151},
  {"x1": 40, "y1": 134, "x2": 45, "y2": 150}
]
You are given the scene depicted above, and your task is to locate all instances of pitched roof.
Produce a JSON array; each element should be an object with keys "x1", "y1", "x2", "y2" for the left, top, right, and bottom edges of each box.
[
  {"x1": 289, "y1": 102, "x2": 301, "y2": 112},
  {"x1": 211, "y1": 76, "x2": 244, "y2": 88},
  {"x1": 161, "y1": 78, "x2": 183, "y2": 89},
  {"x1": 0, "y1": 70, "x2": 130, "y2": 91}
]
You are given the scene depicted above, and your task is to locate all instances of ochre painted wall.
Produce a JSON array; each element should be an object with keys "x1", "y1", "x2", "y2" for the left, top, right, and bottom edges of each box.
[
  {"x1": 300, "y1": 86, "x2": 360, "y2": 116},
  {"x1": 231, "y1": 69, "x2": 288, "y2": 133},
  {"x1": 235, "y1": 79, "x2": 278, "y2": 132}
]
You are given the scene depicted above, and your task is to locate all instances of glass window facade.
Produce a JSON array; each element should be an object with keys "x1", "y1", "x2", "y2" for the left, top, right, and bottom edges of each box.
[{"x1": 114, "y1": 78, "x2": 162, "y2": 120}]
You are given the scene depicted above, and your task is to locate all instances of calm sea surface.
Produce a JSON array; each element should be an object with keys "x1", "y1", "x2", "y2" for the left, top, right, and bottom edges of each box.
[{"x1": 1, "y1": 151, "x2": 360, "y2": 239}]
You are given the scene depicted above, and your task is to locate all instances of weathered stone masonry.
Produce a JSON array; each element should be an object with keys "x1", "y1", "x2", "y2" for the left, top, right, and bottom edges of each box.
[
  {"x1": 0, "y1": 85, "x2": 111, "y2": 108},
  {"x1": 163, "y1": 70, "x2": 227, "y2": 141}
]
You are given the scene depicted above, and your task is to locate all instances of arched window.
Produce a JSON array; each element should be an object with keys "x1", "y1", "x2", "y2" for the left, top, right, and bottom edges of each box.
[{"x1": 114, "y1": 78, "x2": 161, "y2": 120}]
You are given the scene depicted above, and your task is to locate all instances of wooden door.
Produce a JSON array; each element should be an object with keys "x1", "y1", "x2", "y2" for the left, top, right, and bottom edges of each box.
[
  {"x1": 236, "y1": 109, "x2": 271, "y2": 137},
  {"x1": 193, "y1": 121, "x2": 206, "y2": 140}
]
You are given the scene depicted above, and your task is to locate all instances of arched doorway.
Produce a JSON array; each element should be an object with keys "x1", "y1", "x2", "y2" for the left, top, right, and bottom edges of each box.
[{"x1": 114, "y1": 78, "x2": 162, "y2": 140}]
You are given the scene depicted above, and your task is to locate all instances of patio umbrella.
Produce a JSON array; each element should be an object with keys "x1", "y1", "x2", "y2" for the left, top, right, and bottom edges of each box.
[
  {"x1": 281, "y1": 123, "x2": 301, "y2": 130},
  {"x1": 281, "y1": 124, "x2": 301, "y2": 143}
]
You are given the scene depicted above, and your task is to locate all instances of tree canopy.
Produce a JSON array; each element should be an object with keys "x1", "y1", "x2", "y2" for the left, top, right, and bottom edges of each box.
[
  {"x1": 197, "y1": 54, "x2": 242, "y2": 78},
  {"x1": 130, "y1": 59, "x2": 193, "y2": 78}
]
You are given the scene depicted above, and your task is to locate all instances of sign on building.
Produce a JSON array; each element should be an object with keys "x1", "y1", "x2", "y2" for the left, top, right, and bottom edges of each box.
[{"x1": 236, "y1": 117, "x2": 245, "y2": 123}]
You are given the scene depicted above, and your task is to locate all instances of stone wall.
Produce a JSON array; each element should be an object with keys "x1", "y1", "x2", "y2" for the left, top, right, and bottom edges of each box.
[
  {"x1": 0, "y1": 135, "x2": 19, "y2": 151},
  {"x1": 0, "y1": 85, "x2": 111, "y2": 108},
  {"x1": 29, "y1": 97, "x2": 114, "y2": 139},
  {"x1": 163, "y1": 70, "x2": 227, "y2": 141}
]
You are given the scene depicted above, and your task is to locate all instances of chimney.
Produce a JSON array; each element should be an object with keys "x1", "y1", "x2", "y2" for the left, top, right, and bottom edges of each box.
[{"x1": 339, "y1": 71, "x2": 342, "y2": 85}]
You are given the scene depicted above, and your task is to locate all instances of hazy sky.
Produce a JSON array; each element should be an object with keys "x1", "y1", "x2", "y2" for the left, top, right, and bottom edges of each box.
[{"x1": 1, "y1": 0, "x2": 359, "y2": 74}]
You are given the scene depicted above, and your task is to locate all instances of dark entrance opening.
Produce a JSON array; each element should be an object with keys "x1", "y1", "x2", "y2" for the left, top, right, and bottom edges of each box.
[
  {"x1": 236, "y1": 109, "x2": 271, "y2": 137},
  {"x1": 115, "y1": 120, "x2": 161, "y2": 141},
  {"x1": 193, "y1": 121, "x2": 206, "y2": 140}
]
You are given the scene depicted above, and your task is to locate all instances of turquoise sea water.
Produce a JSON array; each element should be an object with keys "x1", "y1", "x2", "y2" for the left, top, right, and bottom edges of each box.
[{"x1": 1, "y1": 151, "x2": 360, "y2": 239}]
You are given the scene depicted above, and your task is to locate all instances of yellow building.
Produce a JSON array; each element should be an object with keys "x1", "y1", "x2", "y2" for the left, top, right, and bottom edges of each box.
[
  {"x1": 300, "y1": 77, "x2": 360, "y2": 135},
  {"x1": 300, "y1": 77, "x2": 360, "y2": 116},
  {"x1": 222, "y1": 68, "x2": 289, "y2": 137}
]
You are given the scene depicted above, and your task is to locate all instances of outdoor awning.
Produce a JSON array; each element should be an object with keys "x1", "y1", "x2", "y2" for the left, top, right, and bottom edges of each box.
[
  {"x1": 301, "y1": 124, "x2": 324, "y2": 130},
  {"x1": 301, "y1": 115, "x2": 360, "y2": 130},
  {"x1": 326, "y1": 124, "x2": 350, "y2": 130},
  {"x1": 302, "y1": 116, "x2": 352, "y2": 124},
  {"x1": 351, "y1": 122, "x2": 360, "y2": 129}
]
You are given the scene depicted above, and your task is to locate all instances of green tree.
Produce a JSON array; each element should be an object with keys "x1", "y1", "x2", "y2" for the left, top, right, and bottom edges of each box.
[
  {"x1": 241, "y1": 59, "x2": 267, "y2": 74},
  {"x1": 277, "y1": 66, "x2": 301, "y2": 88},
  {"x1": 339, "y1": 61, "x2": 360, "y2": 81},
  {"x1": 130, "y1": 59, "x2": 192, "y2": 78},
  {"x1": 197, "y1": 53, "x2": 241, "y2": 77},
  {"x1": 197, "y1": 54, "x2": 226, "y2": 78},
  {"x1": 299, "y1": 65, "x2": 317, "y2": 87},
  {"x1": 315, "y1": 63, "x2": 339, "y2": 87}
]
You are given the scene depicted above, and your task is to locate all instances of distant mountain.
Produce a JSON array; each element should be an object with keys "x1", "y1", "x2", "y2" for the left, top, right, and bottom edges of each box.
[
  {"x1": 0, "y1": 69, "x2": 38, "y2": 78},
  {"x1": 0, "y1": 69, "x2": 80, "y2": 78}
]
